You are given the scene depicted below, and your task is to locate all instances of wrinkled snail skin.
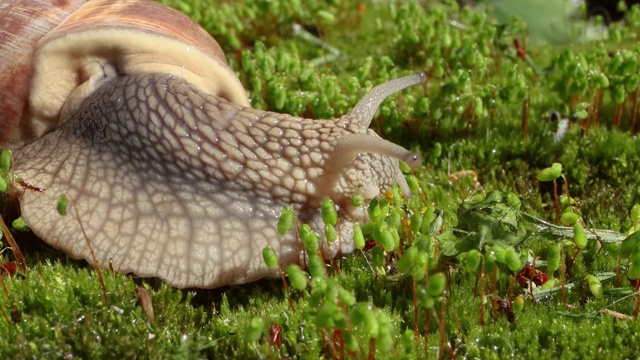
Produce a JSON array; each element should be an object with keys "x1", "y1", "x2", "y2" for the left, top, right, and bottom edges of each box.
[{"x1": 4, "y1": 0, "x2": 425, "y2": 288}]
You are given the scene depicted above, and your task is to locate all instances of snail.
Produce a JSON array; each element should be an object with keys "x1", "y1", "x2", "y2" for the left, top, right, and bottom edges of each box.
[{"x1": 0, "y1": 0, "x2": 424, "y2": 288}]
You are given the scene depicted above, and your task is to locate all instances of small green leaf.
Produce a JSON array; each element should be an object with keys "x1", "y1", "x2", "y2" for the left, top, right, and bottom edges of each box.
[
  {"x1": 628, "y1": 263, "x2": 640, "y2": 280},
  {"x1": 506, "y1": 192, "x2": 521, "y2": 209},
  {"x1": 57, "y1": 195, "x2": 68, "y2": 216},
  {"x1": 621, "y1": 230, "x2": 640, "y2": 257}
]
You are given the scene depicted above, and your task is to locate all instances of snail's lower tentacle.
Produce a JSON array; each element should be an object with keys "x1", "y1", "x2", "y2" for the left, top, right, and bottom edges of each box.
[{"x1": 314, "y1": 133, "x2": 421, "y2": 199}]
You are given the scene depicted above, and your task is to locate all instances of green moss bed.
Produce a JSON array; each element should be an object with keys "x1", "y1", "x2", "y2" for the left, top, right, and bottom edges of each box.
[{"x1": 3, "y1": 0, "x2": 640, "y2": 358}]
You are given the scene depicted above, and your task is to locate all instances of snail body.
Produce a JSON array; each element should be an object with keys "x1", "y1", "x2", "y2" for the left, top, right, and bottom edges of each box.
[{"x1": 1, "y1": 0, "x2": 423, "y2": 288}]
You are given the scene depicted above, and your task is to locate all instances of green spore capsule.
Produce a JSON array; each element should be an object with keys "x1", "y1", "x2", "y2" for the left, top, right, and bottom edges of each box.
[
  {"x1": 368, "y1": 198, "x2": 390, "y2": 223},
  {"x1": 416, "y1": 97, "x2": 430, "y2": 114},
  {"x1": 484, "y1": 251, "x2": 496, "y2": 273},
  {"x1": 411, "y1": 252, "x2": 428, "y2": 281},
  {"x1": 398, "y1": 246, "x2": 417, "y2": 274},
  {"x1": 338, "y1": 288, "x2": 356, "y2": 306},
  {"x1": 56, "y1": 195, "x2": 68, "y2": 216},
  {"x1": 244, "y1": 317, "x2": 265, "y2": 342},
  {"x1": 490, "y1": 245, "x2": 507, "y2": 264},
  {"x1": 537, "y1": 165, "x2": 562, "y2": 181},
  {"x1": 262, "y1": 246, "x2": 279, "y2": 270},
  {"x1": 560, "y1": 195, "x2": 576, "y2": 205},
  {"x1": 299, "y1": 224, "x2": 319, "y2": 253},
  {"x1": 374, "y1": 223, "x2": 395, "y2": 252},
  {"x1": 586, "y1": 274, "x2": 603, "y2": 299},
  {"x1": 0, "y1": 149, "x2": 11, "y2": 173},
  {"x1": 427, "y1": 273, "x2": 446, "y2": 297},
  {"x1": 387, "y1": 208, "x2": 403, "y2": 230},
  {"x1": 614, "y1": 85, "x2": 626, "y2": 104},
  {"x1": 12, "y1": 217, "x2": 28, "y2": 231},
  {"x1": 277, "y1": 207, "x2": 294, "y2": 235},
  {"x1": 560, "y1": 210, "x2": 580, "y2": 226},
  {"x1": 316, "y1": 302, "x2": 338, "y2": 329},
  {"x1": 352, "y1": 194, "x2": 364, "y2": 207},
  {"x1": 513, "y1": 295, "x2": 525, "y2": 313},
  {"x1": 376, "y1": 313, "x2": 394, "y2": 353},
  {"x1": 573, "y1": 222, "x2": 588, "y2": 249},
  {"x1": 465, "y1": 250, "x2": 481, "y2": 272},
  {"x1": 547, "y1": 244, "x2": 562, "y2": 273},
  {"x1": 324, "y1": 224, "x2": 337, "y2": 243},
  {"x1": 308, "y1": 254, "x2": 326, "y2": 279},
  {"x1": 286, "y1": 264, "x2": 308, "y2": 290},
  {"x1": 344, "y1": 331, "x2": 359, "y2": 351},
  {"x1": 505, "y1": 248, "x2": 522, "y2": 272},
  {"x1": 416, "y1": 285, "x2": 434, "y2": 309},
  {"x1": 353, "y1": 224, "x2": 365, "y2": 250},
  {"x1": 321, "y1": 199, "x2": 337, "y2": 226},
  {"x1": 406, "y1": 175, "x2": 420, "y2": 195},
  {"x1": 593, "y1": 72, "x2": 609, "y2": 88},
  {"x1": 410, "y1": 211, "x2": 422, "y2": 234},
  {"x1": 351, "y1": 303, "x2": 379, "y2": 338},
  {"x1": 0, "y1": 176, "x2": 6, "y2": 193}
]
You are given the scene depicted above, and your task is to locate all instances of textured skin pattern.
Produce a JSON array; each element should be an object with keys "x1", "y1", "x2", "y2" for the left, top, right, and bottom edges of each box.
[{"x1": 15, "y1": 73, "x2": 408, "y2": 288}]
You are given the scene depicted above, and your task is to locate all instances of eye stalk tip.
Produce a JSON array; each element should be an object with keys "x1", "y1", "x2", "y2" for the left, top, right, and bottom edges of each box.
[{"x1": 403, "y1": 152, "x2": 422, "y2": 169}]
